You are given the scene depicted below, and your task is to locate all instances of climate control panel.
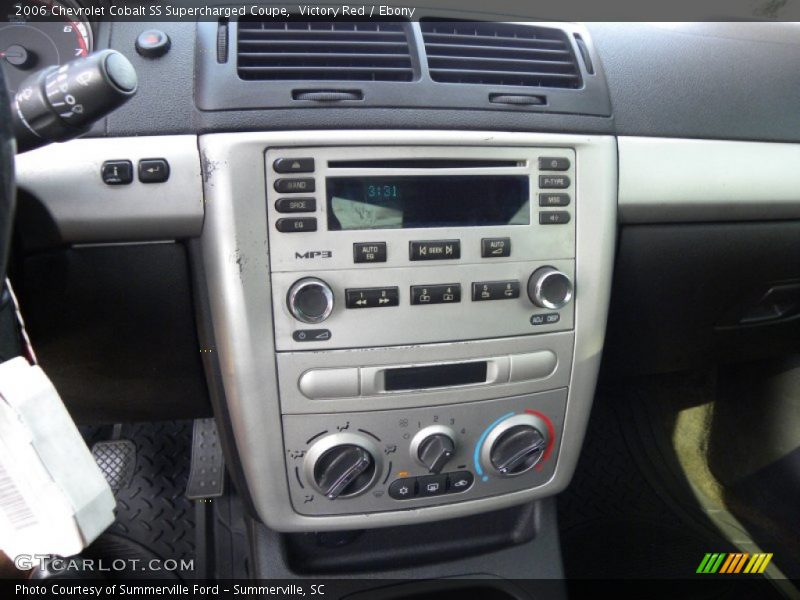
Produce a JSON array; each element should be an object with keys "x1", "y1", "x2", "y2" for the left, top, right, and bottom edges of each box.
[{"x1": 281, "y1": 389, "x2": 566, "y2": 516}]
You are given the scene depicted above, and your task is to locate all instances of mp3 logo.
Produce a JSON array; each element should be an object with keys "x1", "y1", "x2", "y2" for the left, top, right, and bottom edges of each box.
[{"x1": 295, "y1": 250, "x2": 333, "y2": 259}]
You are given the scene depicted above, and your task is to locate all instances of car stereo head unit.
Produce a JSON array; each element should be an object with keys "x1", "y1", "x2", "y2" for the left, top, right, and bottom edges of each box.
[{"x1": 265, "y1": 145, "x2": 576, "y2": 351}]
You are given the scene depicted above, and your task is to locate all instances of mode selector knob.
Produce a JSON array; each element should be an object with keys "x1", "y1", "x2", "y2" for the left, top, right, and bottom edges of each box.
[
  {"x1": 481, "y1": 414, "x2": 550, "y2": 476},
  {"x1": 287, "y1": 277, "x2": 334, "y2": 324},
  {"x1": 305, "y1": 434, "x2": 381, "y2": 499},
  {"x1": 527, "y1": 267, "x2": 573, "y2": 310},
  {"x1": 410, "y1": 426, "x2": 456, "y2": 474}
]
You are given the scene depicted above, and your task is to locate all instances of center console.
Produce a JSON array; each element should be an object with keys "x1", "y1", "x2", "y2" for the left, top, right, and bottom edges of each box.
[{"x1": 199, "y1": 130, "x2": 616, "y2": 531}]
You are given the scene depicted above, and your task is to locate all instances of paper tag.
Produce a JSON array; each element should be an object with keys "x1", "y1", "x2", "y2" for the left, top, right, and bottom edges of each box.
[{"x1": 0, "y1": 357, "x2": 115, "y2": 559}]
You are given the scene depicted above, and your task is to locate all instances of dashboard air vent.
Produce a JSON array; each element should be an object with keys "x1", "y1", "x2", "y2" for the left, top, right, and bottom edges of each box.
[
  {"x1": 420, "y1": 21, "x2": 582, "y2": 89},
  {"x1": 237, "y1": 21, "x2": 414, "y2": 82}
]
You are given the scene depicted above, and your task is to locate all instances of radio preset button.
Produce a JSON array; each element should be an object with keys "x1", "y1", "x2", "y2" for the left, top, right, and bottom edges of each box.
[
  {"x1": 481, "y1": 237, "x2": 511, "y2": 258},
  {"x1": 472, "y1": 281, "x2": 521, "y2": 301},
  {"x1": 538, "y1": 157, "x2": 570, "y2": 171},
  {"x1": 274, "y1": 178, "x2": 315, "y2": 193},
  {"x1": 410, "y1": 284, "x2": 461, "y2": 305},
  {"x1": 273, "y1": 157, "x2": 315, "y2": 173},
  {"x1": 276, "y1": 217, "x2": 317, "y2": 232},
  {"x1": 409, "y1": 240, "x2": 461, "y2": 261},
  {"x1": 353, "y1": 242, "x2": 387, "y2": 264},
  {"x1": 275, "y1": 197, "x2": 316, "y2": 213},
  {"x1": 539, "y1": 211, "x2": 571, "y2": 225},
  {"x1": 539, "y1": 193, "x2": 570, "y2": 207},
  {"x1": 539, "y1": 175, "x2": 570, "y2": 189},
  {"x1": 345, "y1": 287, "x2": 400, "y2": 309}
]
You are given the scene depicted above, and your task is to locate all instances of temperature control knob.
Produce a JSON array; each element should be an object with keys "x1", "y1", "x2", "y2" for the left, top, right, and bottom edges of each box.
[
  {"x1": 482, "y1": 414, "x2": 550, "y2": 476},
  {"x1": 287, "y1": 277, "x2": 334, "y2": 324},
  {"x1": 410, "y1": 426, "x2": 456, "y2": 474},
  {"x1": 304, "y1": 434, "x2": 381, "y2": 499},
  {"x1": 527, "y1": 267, "x2": 573, "y2": 310}
]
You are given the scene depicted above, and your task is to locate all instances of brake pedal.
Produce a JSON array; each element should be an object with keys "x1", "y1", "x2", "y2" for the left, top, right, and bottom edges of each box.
[{"x1": 186, "y1": 418, "x2": 225, "y2": 500}]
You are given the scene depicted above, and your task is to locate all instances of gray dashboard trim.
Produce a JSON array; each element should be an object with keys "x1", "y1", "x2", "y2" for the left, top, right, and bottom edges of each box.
[
  {"x1": 14, "y1": 136, "x2": 204, "y2": 242},
  {"x1": 199, "y1": 130, "x2": 616, "y2": 531},
  {"x1": 618, "y1": 136, "x2": 800, "y2": 223}
]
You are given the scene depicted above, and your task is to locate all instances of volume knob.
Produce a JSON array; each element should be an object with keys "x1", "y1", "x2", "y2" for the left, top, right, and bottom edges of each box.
[
  {"x1": 527, "y1": 267, "x2": 573, "y2": 310},
  {"x1": 287, "y1": 277, "x2": 334, "y2": 324}
]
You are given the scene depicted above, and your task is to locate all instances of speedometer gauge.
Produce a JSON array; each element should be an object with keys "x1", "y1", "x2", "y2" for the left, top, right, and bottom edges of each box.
[{"x1": 0, "y1": 0, "x2": 93, "y2": 93}]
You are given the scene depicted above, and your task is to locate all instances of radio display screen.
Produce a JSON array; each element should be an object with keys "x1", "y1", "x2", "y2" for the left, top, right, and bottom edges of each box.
[{"x1": 326, "y1": 176, "x2": 530, "y2": 230}]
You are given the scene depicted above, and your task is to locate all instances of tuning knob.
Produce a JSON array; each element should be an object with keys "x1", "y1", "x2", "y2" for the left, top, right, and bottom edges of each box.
[
  {"x1": 287, "y1": 277, "x2": 334, "y2": 324},
  {"x1": 481, "y1": 414, "x2": 549, "y2": 476},
  {"x1": 527, "y1": 267, "x2": 573, "y2": 310},
  {"x1": 410, "y1": 426, "x2": 456, "y2": 474},
  {"x1": 305, "y1": 434, "x2": 380, "y2": 499}
]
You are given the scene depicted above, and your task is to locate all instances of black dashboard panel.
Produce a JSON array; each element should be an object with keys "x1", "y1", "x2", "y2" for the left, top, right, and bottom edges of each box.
[{"x1": 95, "y1": 21, "x2": 800, "y2": 143}]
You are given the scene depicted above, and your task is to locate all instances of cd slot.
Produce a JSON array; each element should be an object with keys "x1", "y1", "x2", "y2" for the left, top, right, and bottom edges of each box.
[
  {"x1": 327, "y1": 159, "x2": 524, "y2": 169},
  {"x1": 384, "y1": 362, "x2": 488, "y2": 392}
]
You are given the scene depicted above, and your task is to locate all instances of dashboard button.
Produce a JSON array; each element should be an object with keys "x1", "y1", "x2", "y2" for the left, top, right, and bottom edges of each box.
[
  {"x1": 539, "y1": 193, "x2": 570, "y2": 207},
  {"x1": 274, "y1": 178, "x2": 315, "y2": 193},
  {"x1": 481, "y1": 237, "x2": 511, "y2": 258},
  {"x1": 353, "y1": 242, "x2": 387, "y2": 263},
  {"x1": 275, "y1": 197, "x2": 315, "y2": 213},
  {"x1": 276, "y1": 217, "x2": 317, "y2": 233},
  {"x1": 389, "y1": 478, "x2": 417, "y2": 500},
  {"x1": 538, "y1": 157, "x2": 570, "y2": 171},
  {"x1": 101, "y1": 160, "x2": 133, "y2": 185},
  {"x1": 345, "y1": 287, "x2": 399, "y2": 309},
  {"x1": 273, "y1": 157, "x2": 315, "y2": 173},
  {"x1": 539, "y1": 175, "x2": 570, "y2": 189},
  {"x1": 292, "y1": 329, "x2": 331, "y2": 342},
  {"x1": 410, "y1": 284, "x2": 461, "y2": 305},
  {"x1": 299, "y1": 368, "x2": 359, "y2": 399},
  {"x1": 138, "y1": 158, "x2": 170, "y2": 183},
  {"x1": 446, "y1": 471, "x2": 474, "y2": 493},
  {"x1": 135, "y1": 30, "x2": 171, "y2": 59},
  {"x1": 472, "y1": 281, "x2": 521, "y2": 301},
  {"x1": 539, "y1": 211, "x2": 571, "y2": 225},
  {"x1": 409, "y1": 240, "x2": 460, "y2": 261},
  {"x1": 417, "y1": 474, "x2": 447, "y2": 497}
]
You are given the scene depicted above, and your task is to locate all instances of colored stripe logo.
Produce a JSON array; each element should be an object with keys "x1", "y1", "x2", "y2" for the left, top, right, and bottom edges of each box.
[{"x1": 696, "y1": 553, "x2": 773, "y2": 574}]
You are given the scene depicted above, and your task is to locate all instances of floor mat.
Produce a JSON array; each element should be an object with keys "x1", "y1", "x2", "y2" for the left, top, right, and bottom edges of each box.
[
  {"x1": 82, "y1": 420, "x2": 197, "y2": 579},
  {"x1": 557, "y1": 381, "x2": 734, "y2": 579}
]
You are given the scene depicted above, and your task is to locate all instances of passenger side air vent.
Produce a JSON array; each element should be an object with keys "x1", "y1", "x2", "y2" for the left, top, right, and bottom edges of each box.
[
  {"x1": 420, "y1": 21, "x2": 582, "y2": 89},
  {"x1": 237, "y1": 21, "x2": 414, "y2": 82}
]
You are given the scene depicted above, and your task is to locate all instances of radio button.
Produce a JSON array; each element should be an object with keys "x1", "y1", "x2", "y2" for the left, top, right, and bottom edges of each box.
[
  {"x1": 538, "y1": 157, "x2": 570, "y2": 171},
  {"x1": 472, "y1": 281, "x2": 521, "y2": 301},
  {"x1": 409, "y1": 240, "x2": 461, "y2": 261},
  {"x1": 274, "y1": 178, "x2": 315, "y2": 193},
  {"x1": 481, "y1": 237, "x2": 511, "y2": 258},
  {"x1": 273, "y1": 157, "x2": 315, "y2": 174},
  {"x1": 411, "y1": 284, "x2": 461, "y2": 305},
  {"x1": 539, "y1": 175, "x2": 570, "y2": 189},
  {"x1": 275, "y1": 197, "x2": 316, "y2": 213},
  {"x1": 539, "y1": 193, "x2": 571, "y2": 207},
  {"x1": 276, "y1": 217, "x2": 317, "y2": 232},
  {"x1": 539, "y1": 211, "x2": 571, "y2": 225},
  {"x1": 345, "y1": 287, "x2": 400, "y2": 309},
  {"x1": 353, "y1": 242, "x2": 387, "y2": 264}
]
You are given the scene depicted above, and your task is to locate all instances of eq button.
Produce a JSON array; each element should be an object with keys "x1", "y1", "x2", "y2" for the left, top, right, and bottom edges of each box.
[
  {"x1": 409, "y1": 240, "x2": 461, "y2": 261},
  {"x1": 353, "y1": 242, "x2": 387, "y2": 263},
  {"x1": 276, "y1": 217, "x2": 317, "y2": 233}
]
